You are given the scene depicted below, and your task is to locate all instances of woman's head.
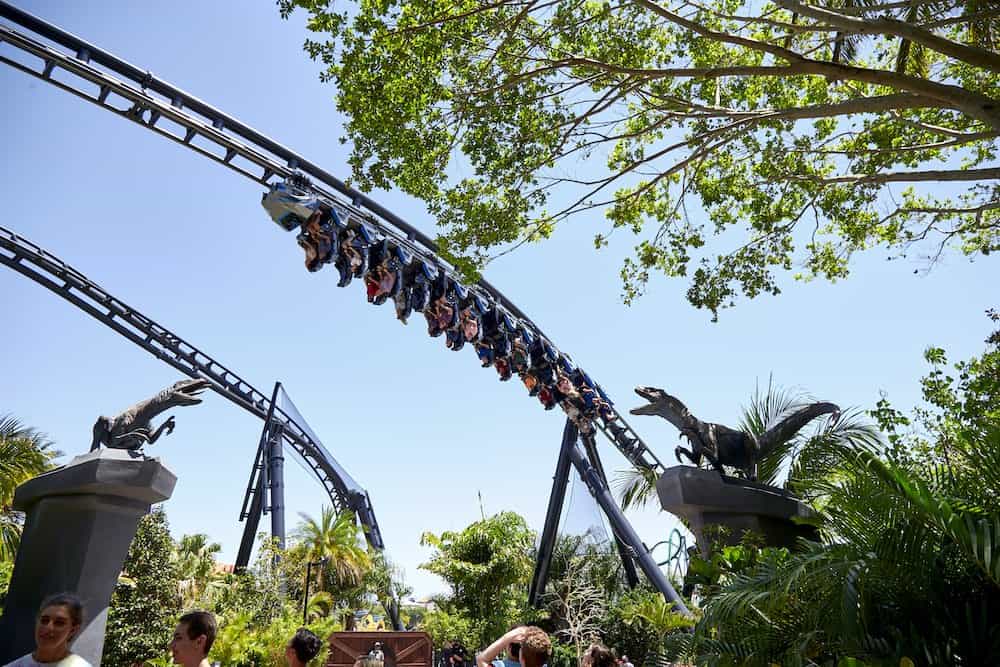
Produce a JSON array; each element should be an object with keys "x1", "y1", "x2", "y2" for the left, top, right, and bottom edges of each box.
[
  {"x1": 286, "y1": 628, "x2": 323, "y2": 665},
  {"x1": 35, "y1": 593, "x2": 84, "y2": 654},
  {"x1": 581, "y1": 644, "x2": 615, "y2": 667}
]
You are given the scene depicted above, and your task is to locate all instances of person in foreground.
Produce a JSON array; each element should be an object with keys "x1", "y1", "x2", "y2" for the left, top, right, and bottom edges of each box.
[
  {"x1": 2, "y1": 593, "x2": 91, "y2": 667},
  {"x1": 582, "y1": 645, "x2": 616, "y2": 667},
  {"x1": 477, "y1": 626, "x2": 550, "y2": 667},
  {"x1": 169, "y1": 611, "x2": 216, "y2": 667},
  {"x1": 285, "y1": 628, "x2": 324, "y2": 667}
]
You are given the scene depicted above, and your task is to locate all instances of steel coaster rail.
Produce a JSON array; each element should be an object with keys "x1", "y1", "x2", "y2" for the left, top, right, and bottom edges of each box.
[
  {"x1": 0, "y1": 224, "x2": 385, "y2": 550},
  {"x1": 0, "y1": 2, "x2": 664, "y2": 473}
]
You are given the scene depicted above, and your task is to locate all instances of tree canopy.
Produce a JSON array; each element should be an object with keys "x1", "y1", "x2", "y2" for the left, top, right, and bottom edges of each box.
[
  {"x1": 104, "y1": 509, "x2": 181, "y2": 667},
  {"x1": 280, "y1": 0, "x2": 999, "y2": 316},
  {"x1": 420, "y1": 511, "x2": 535, "y2": 644}
]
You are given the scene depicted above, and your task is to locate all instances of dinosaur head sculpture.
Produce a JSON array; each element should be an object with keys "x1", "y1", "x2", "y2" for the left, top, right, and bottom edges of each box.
[
  {"x1": 630, "y1": 386, "x2": 666, "y2": 415},
  {"x1": 630, "y1": 386, "x2": 689, "y2": 418},
  {"x1": 168, "y1": 378, "x2": 211, "y2": 406},
  {"x1": 91, "y1": 416, "x2": 112, "y2": 451}
]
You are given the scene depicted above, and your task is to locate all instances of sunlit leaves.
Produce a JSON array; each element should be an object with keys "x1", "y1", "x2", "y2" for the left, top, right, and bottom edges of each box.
[{"x1": 280, "y1": 0, "x2": 1000, "y2": 317}]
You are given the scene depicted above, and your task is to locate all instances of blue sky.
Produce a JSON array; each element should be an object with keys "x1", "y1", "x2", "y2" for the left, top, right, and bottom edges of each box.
[{"x1": 1, "y1": 0, "x2": 996, "y2": 599}]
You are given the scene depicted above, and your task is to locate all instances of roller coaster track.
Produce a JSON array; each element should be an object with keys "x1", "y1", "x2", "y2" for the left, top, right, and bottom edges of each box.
[
  {"x1": 0, "y1": 224, "x2": 385, "y2": 550},
  {"x1": 0, "y1": 4, "x2": 664, "y2": 470}
]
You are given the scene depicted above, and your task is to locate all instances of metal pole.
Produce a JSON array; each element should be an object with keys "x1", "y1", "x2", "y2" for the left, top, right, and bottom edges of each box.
[
  {"x1": 528, "y1": 420, "x2": 578, "y2": 607},
  {"x1": 268, "y1": 428, "x2": 286, "y2": 549},
  {"x1": 265, "y1": 383, "x2": 286, "y2": 550},
  {"x1": 566, "y1": 441, "x2": 692, "y2": 616},
  {"x1": 303, "y1": 560, "x2": 313, "y2": 625},
  {"x1": 581, "y1": 433, "x2": 640, "y2": 589}
]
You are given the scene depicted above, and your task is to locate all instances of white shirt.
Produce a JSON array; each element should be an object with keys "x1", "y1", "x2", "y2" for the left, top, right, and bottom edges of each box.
[{"x1": 3, "y1": 654, "x2": 92, "y2": 667}]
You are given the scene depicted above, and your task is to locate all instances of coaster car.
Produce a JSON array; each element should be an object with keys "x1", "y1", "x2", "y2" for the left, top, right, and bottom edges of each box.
[
  {"x1": 538, "y1": 384, "x2": 561, "y2": 410},
  {"x1": 424, "y1": 294, "x2": 457, "y2": 337},
  {"x1": 393, "y1": 289, "x2": 411, "y2": 324},
  {"x1": 477, "y1": 306, "x2": 514, "y2": 365},
  {"x1": 444, "y1": 299, "x2": 479, "y2": 352},
  {"x1": 494, "y1": 356, "x2": 513, "y2": 381},
  {"x1": 297, "y1": 209, "x2": 341, "y2": 272},
  {"x1": 558, "y1": 354, "x2": 576, "y2": 377},
  {"x1": 365, "y1": 240, "x2": 407, "y2": 305},
  {"x1": 475, "y1": 342, "x2": 495, "y2": 367},
  {"x1": 262, "y1": 179, "x2": 320, "y2": 231},
  {"x1": 445, "y1": 328, "x2": 465, "y2": 351},
  {"x1": 509, "y1": 338, "x2": 531, "y2": 374},
  {"x1": 522, "y1": 371, "x2": 540, "y2": 396},
  {"x1": 457, "y1": 304, "x2": 482, "y2": 344},
  {"x1": 334, "y1": 223, "x2": 375, "y2": 287},
  {"x1": 406, "y1": 260, "x2": 437, "y2": 312}
]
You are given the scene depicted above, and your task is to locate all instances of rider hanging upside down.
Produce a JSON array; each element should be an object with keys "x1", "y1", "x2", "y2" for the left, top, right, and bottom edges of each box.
[
  {"x1": 365, "y1": 265, "x2": 397, "y2": 303},
  {"x1": 297, "y1": 210, "x2": 336, "y2": 272},
  {"x1": 555, "y1": 374, "x2": 595, "y2": 434},
  {"x1": 425, "y1": 294, "x2": 455, "y2": 337}
]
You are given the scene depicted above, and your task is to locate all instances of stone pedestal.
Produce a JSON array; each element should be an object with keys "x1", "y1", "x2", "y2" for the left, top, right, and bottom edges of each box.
[
  {"x1": 0, "y1": 448, "x2": 176, "y2": 665},
  {"x1": 656, "y1": 466, "x2": 816, "y2": 555}
]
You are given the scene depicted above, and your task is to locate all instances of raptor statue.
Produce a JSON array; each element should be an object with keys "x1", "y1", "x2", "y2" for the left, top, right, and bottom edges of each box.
[
  {"x1": 630, "y1": 386, "x2": 839, "y2": 481},
  {"x1": 90, "y1": 378, "x2": 211, "y2": 452}
]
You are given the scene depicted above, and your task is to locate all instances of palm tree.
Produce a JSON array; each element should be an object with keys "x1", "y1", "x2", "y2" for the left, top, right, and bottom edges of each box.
[
  {"x1": 174, "y1": 533, "x2": 222, "y2": 604},
  {"x1": 294, "y1": 506, "x2": 371, "y2": 591},
  {"x1": 0, "y1": 415, "x2": 59, "y2": 561}
]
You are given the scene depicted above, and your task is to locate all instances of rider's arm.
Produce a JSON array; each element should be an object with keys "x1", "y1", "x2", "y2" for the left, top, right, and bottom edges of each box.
[{"x1": 477, "y1": 628, "x2": 524, "y2": 667}]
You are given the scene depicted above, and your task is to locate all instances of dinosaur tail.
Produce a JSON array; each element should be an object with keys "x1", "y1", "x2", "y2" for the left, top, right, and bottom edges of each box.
[{"x1": 757, "y1": 402, "x2": 840, "y2": 457}]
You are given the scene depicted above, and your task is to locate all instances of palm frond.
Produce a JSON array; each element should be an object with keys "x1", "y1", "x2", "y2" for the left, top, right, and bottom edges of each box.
[
  {"x1": 0, "y1": 513, "x2": 23, "y2": 562},
  {"x1": 856, "y1": 449, "x2": 1000, "y2": 587},
  {"x1": 787, "y1": 408, "x2": 882, "y2": 497},
  {"x1": 614, "y1": 466, "x2": 659, "y2": 511},
  {"x1": 738, "y1": 378, "x2": 808, "y2": 486}
]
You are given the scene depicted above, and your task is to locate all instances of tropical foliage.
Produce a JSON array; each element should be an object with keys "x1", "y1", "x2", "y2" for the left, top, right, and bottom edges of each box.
[
  {"x1": 279, "y1": 0, "x2": 999, "y2": 316},
  {"x1": 659, "y1": 312, "x2": 1000, "y2": 664},
  {"x1": 0, "y1": 415, "x2": 58, "y2": 560},
  {"x1": 103, "y1": 509, "x2": 182, "y2": 667},
  {"x1": 14, "y1": 311, "x2": 1000, "y2": 665},
  {"x1": 174, "y1": 533, "x2": 223, "y2": 607},
  {"x1": 420, "y1": 511, "x2": 536, "y2": 647},
  {"x1": 295, "y1": 505, "x2": 372, "y2": 590}
]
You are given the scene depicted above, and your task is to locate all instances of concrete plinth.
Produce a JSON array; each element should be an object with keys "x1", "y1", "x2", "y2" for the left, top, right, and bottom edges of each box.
[
  {"x1": 0, "y1": 448, "x2": 176, "y2": 665},
  {"x1": 656, "y1": 466, "x2": 817, "y2": 555}
]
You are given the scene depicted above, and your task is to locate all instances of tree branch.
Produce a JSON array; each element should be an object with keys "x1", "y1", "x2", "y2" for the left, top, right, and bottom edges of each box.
[
  {"x1": 774, "y1": 0, "x2": 1000, "y2": 73},
  {"x1": 786, "y1": 167, "x2": 1000, "y2": 184},
  {"x1": 632, "y1": 0, "x2": 1000, "y2": 129}
]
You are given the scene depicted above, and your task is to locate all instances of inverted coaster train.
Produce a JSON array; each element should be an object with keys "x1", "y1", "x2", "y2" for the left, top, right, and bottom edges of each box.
[{"x1": 0, "y1": 1, "x2": 689, "y2": 617}]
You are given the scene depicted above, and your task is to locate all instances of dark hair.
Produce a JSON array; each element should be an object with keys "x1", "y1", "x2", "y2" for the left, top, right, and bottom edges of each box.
[
  {"x1": 180, "y1": 611, "x2": 217, "y2": 655},
  {"x1": 290, "y1": 628, "x2": 324, "y2": 663},
  {"x1": 583, "y1": 644, "x2": 615, "y2": 667},
  {"x1": 38, "y1": 593, "x2": 84, "y2": 627}
]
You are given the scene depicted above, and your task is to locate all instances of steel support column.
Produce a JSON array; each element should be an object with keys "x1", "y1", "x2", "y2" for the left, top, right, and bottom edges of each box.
[
  {"x1": 267, "y1": 424, "x2": 286, "y2": 550},
  {"x1": 528, "y1": 420, "x2": 578, "y2": 606},
  {"x1": 581, "y1": 433, "x2": 640, "y2": 589},
  {"x1": 566, "y1": 439, "x2": 691, "y2": 616}
]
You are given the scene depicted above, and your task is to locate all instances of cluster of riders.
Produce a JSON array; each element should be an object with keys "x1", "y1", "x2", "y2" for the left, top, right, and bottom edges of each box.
[{"x1": 262, "y1": 180, "x2": 641, "y2": 447}]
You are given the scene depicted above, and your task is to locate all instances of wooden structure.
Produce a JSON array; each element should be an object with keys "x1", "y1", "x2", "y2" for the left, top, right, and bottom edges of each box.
[{"x1": 325, "y1": 632, "x2": 433, "y2": 667}]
